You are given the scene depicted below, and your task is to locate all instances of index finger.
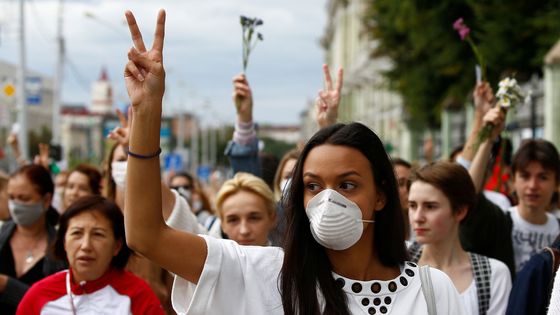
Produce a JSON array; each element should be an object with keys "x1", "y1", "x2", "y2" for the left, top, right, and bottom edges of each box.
[
  {"x1": 151, "y1": 9, "x2": 166, "y2": 53},
  {"x1": 322, "y1": 64, "x2": 333, "y2": 91},
  {"x1": 125, "y1": 10, "x2": 147, "y2": 53},
  {"x1": 116, "y1": 109, "x2": 128, "y2": 128}
]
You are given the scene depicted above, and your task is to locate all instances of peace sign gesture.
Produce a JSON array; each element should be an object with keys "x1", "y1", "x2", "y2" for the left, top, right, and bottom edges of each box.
[
  {"x1": 124, "y1": 9, "x2": 166, "y2": 110},
  {"x1": 108, "y1": 108, "x2": 131, "y2": 148},
  {"x1": 315, "y1": 64, "x2": 343, "y2": 129}
]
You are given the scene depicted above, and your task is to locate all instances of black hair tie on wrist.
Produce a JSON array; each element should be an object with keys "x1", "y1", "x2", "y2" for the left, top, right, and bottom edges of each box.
[{"x1": 126, "y1": 147, "x2": 162, "y2": 159}]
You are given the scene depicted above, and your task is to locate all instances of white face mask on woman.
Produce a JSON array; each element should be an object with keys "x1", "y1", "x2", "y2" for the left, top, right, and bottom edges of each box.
[
  {"x1": 8, "y1": 200, "x2": 45, "y2": 226},
  {"x1": 305, "y1": 189, "x2": 374, "y2": 250},
  {"x1": 111, "y1": 161, "x2": 127, "y2": 190}
]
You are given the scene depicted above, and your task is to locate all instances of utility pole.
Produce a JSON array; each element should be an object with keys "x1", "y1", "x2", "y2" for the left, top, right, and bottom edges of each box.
[
  {"x1": 16, "y1": 0, "x2": 28, "y2": 160},
  {"x1": 52, "y1": 0, "x2": 64, "y2": 145},
  {"x1": 190, "y1": 113, "x2": 199, "y2": 175}
]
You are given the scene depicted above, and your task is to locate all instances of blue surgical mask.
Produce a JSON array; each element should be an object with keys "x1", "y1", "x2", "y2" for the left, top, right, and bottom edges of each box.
[{"x1": 8, "y1": 200, "x2": 45, "y2": 226}]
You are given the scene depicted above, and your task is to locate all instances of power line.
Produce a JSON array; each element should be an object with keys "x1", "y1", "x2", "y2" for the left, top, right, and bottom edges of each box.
[{"x1": 64, "y1": 56, "x2": 90, "y2": 94}]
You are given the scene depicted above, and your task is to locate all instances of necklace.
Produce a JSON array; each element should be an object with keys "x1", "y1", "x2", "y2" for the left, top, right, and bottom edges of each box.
[
  {"x1": 25, "y1": 250, "x2": 34, "y2": 264},
  {"x1": 19, "y1": 231, "x2": 44, "y2": 264}
]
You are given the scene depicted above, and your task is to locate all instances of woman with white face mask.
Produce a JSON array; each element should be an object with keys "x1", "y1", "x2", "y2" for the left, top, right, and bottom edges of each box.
[
  {"x1": 122, "y1": 13, "x2": 464, "y2": 313},
  {"x1": 0, "y1": 164, "x2": 67, "y2": 314},
  {"x1": 104, "y1": 142, "x2": 128, "y2": 211}
]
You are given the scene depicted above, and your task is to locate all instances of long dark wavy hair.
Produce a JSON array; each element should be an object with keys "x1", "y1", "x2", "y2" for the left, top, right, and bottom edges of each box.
[{"x1": 280, "y1": 122, "x2": 408, "y2": 315}]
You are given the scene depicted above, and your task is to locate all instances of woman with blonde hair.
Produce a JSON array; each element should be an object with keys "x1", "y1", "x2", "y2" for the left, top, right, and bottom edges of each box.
[{"x1": 213, "y1": 172, "x2": 276, "y2": 246}]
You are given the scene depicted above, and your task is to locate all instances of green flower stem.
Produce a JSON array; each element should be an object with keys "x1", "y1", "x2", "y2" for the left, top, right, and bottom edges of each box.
[{"x1": 466, "y1": 36, "x2": 486, "y2": 81}]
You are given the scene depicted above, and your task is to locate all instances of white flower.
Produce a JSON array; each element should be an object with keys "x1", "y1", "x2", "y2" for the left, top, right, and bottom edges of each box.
[{"x1": 496, "y1": 77, "x2": 526, "y2": 109}]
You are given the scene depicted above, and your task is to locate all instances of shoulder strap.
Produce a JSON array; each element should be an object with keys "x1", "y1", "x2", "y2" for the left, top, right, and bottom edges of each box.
[
  {"x1": 419, "y1": 265, "x2": 437, "y2": 315},
  {"x1": 544, "y1": 247, "x2": 560, "y2": 292},
  {"x1": 470, "y1": 253, "x2": 492, "y2": 315}
]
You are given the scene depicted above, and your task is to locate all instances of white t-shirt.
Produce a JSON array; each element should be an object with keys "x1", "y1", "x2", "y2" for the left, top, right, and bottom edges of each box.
[
  {"x1": 509, "y1": 206, "x2": 560, "y2": 273},
  {"x1": 483, "y1": 190, "x2": 512, "y2": 211},
  {"x1": 460, "y1": 258, "x2": 512, "y2": 315},
  {"x1": 171, "y1": 235, "x2": 466, "y2": 315}
]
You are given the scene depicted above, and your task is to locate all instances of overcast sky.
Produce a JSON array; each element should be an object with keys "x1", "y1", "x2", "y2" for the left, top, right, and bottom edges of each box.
[{"x1": 0, "y1": 0, "x2": 327, "y2": 125}]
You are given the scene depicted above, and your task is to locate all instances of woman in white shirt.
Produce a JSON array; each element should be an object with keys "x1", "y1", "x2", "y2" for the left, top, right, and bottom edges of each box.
[
  {"x1": 122, "y1": 10, "x2": 465, "y2": 315},
  {"x1": 408, "y1": 161, "x2": 512, "y2": 315}
]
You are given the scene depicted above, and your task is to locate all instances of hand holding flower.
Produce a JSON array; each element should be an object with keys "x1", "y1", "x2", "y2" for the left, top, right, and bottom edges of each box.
[{"x1": 232, "y1": 74, "x2": 253, "y2": 123}]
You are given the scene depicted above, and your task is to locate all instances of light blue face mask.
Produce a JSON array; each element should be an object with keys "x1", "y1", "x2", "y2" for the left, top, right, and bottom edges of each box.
[{"x1": 8, "y1": 200, "x2": 45, "y2": 226}]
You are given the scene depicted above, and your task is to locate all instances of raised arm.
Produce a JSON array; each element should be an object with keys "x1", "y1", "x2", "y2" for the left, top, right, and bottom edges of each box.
[
  {"x1": 232, "y1": 74, "x2": 256, "y2": 145},
  {"x1": 109, "y1": 107, "x2": 176, "y2": 220},
  {"x1": 459, "y1": 81, "x2": 494, "y2": 163},
  {"x1": 123, "y1": 9, "x2": 206, "y2": 284},
  {"x1": 226, "y1": 74, "x2": 260, "y2": 176},
  {"x1": 315, "y1": 64, "x2": 343, "y2": 129},
  {"x1": 469, "y1": 106, "x2": 505, "y2": 194}
]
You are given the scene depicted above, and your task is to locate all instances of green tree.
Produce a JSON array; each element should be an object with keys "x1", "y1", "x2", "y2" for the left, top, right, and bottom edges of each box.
[{"x1": 365, "y1": 0, "x2": 560, "y2": 128}]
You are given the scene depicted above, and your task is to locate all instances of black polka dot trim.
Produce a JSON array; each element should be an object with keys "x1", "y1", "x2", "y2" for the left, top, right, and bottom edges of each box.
[
  {"x1": 336, "y1": 278, "x2": 345, "y2": 288},
  {"x1": 332, "y1": 261, "x2": 418, "y2": 315},
  {"x1": 371, "y1": 282, "x2": 381, "y2": 293}
]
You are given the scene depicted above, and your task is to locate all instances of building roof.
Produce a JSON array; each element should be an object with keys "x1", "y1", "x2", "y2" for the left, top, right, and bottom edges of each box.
[{"x1": 545, "y1": 39, "x2": 560, "y2": 65}]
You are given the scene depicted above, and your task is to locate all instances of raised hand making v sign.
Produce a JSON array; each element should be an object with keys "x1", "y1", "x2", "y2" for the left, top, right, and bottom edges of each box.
[
  {"x1": 124, "y1": 9, "x2": 165, "y2": 158},
  {"x1": 123, "y1": 10, "x2": 208, "y2": 286},
  {"x1": 315, "y1": 64, "x2": 343, "y2": 129}
]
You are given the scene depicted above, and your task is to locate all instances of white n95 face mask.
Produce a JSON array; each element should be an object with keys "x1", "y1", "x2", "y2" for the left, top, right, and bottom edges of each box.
[
  {"x1": 305, "y1": 189, "x2": 374, "y2": 250},
  {"x1": 111, "y1": 161, "x2": 127, "y2": 190}
]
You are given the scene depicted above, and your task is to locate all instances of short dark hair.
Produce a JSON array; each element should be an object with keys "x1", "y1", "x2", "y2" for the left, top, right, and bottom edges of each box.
[
  {"x1": 392, "y1": 157, "x2": 411, "y2": 169},
  {"x1": 409, "y1": 161, "x2": 476, "y2": 223},
  {"x1": 170, "y1": 171, "x2": 194, "y2": 186},
  {"x1": 71, "y1": 164, "x2": 102, "y2": 195},
  {"x1": 11, "y1": 164, "x2": 54, "y2": 197},
  {"x1": 512, "y1": 139, "x2": 560, "y2": 182},
  {"x1": 53, "y1": 195, "x2": 131, "y2": 269}
]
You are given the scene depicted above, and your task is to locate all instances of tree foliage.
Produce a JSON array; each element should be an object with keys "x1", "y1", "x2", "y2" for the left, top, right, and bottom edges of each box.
[{"x1": 365, "y1": 0, "x2": 560, "y2": 128}]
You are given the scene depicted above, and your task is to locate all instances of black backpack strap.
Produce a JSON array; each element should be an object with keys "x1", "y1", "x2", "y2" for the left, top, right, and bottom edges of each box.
[
  {"x1": 470, "y1": 252, "x2": 492, "y2": 315},
  {"x1": 408, "y1": 242, "x2": 422, "y2": 263}
]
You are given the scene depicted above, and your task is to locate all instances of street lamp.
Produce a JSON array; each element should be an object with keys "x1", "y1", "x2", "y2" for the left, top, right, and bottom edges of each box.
[{"x1": 83, "y1": 11, "x2": 128, "y2": 38}]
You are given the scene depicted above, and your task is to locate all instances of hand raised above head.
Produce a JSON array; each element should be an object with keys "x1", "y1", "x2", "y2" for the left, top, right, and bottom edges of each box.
[
  {"x1": 108, "y1": 108, "x2": 131, "y2": 148},
  {"x1": 473, "y1": 81, "x2": 494, "y2": 116},
  {"x1": 124, "y1": 9, "x2": 166, "y2": 110},
  {"x1": 483, "y1": 106, "x2": 506, "y2": 140},
  {"x1": 232, "y1": 74, "x2": 253, "y2": 123},
  {"x1": 315, "y1": 64, "x2": 343, "y2": 129}
]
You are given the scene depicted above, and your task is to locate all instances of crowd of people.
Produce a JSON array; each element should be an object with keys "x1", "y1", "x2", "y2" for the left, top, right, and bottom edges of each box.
[{"x1": 1, "y1": 8, "x2": 560, "y2": 315}]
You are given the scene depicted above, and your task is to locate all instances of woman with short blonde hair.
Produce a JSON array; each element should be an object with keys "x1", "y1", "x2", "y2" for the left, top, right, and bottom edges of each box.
[{"x1": 215, "y1": 172, "x2": 275, "y2": 219}]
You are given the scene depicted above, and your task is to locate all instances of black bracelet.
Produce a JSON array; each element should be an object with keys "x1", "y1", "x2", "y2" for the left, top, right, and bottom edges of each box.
[{"x1": 126, "y1": 147, "x2": 162, "y2": 159}]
